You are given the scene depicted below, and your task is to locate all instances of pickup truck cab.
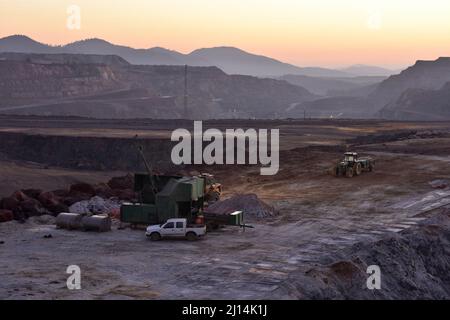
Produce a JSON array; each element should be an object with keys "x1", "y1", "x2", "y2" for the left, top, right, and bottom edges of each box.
[{"x1": 146, "y1": 218, "x2": 206, "y2": 241}]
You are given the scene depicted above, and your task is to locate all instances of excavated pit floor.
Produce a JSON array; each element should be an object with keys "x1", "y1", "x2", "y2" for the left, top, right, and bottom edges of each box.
[{"x1": 1, "y1": 118, "x2": 450, "y2": 299}]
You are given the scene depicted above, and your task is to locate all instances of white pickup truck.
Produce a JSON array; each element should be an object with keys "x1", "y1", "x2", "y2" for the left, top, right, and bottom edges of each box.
[{"x1": 145, "y1": 218, "x2": 206, "y2": 241}]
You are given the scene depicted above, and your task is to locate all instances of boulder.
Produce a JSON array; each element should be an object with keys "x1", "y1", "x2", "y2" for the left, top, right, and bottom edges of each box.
[
  {"x1": 69, "y1": 196, "x2": 121, "y2": 215},
  {"x1": 107, "y1": 174, "x2": 134, "y2": 190},
  {"x1": 38, "y1": 191, "x2": 59, "y2": 208},
  {"x1": 11, "y1": 190, "x2": 29, "y2": 202},
  {"x1": 52, "y1": 189, "x2": 70, "y2": 198},
  {"x1": 429, "y1": 179, "x2": 450, "y2": 189},
  {"x1": 0, "y1": 196, "x2": 20, "y2": 211},
  {"x1": 69, "y1": 183, "x2": 96, "y2": 197},
  {"x1": 62, "y1": 196, "x2": 87, "y2": 206},
  {"x1": 20, "y1": 198, "x2": 47, "y2": 217},
  {"x1": 46, "y1": 202, "x2": 69, "y2": 216},
  {"x1": 0, "y1": 209, "x2": 13, "y2": 223},
  {"x1": 12, "y1": 208, "x2": 25, "y2": 221},
  {"x1": 94, "y1": 183, "x2": 114, "y2": 198},
  {"x1": 329, "y1": 261, "x2": 361, "y2": 280},
  {"x1": 21, "y1": 189, "x2": 43, "y2": 199}
]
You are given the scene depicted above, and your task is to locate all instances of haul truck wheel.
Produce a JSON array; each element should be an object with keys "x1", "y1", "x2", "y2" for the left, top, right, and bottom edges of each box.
[
  {"x1": 150, "y1": 232, "x2": 161, "y2": 241},
  {"x1": 186, "y1": 232, "x2": 197, "y2": 241},
  {"x1": 354, "y1": 163, "x2": 362, "y2": 176},
  {"x1": 346, "y1": 167, "x2": 354, "y2": 178},
  {"x1": 329, "y1": 166, "x2": 339, "y2": 177}
]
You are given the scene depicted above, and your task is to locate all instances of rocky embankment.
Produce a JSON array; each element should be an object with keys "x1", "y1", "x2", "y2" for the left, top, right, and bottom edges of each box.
[
  {"x1": 380, "y1": 82, "x2": 450, "y2": 120},
  {"x1": 0, "y1": 60, "x2": 123, "y2": 100},
  {"x1": 0, "y1": 175, "x2": 135, "y2": 223},
  {"x1": 0, "y1": 132, "x2": 175, "y2": 171},
  {"x1": 276, "y1": 211, "x2": 450, "y2": 299}
]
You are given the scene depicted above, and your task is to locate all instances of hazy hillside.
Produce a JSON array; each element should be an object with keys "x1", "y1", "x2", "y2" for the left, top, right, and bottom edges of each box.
[
  {"x1": 299, "y1": 57, "x2": 450, "y2": 120},
  {"x1": 340, "y1": 64, "x2": 398, "y2": 77},
  {"x1": 370, "y1": 57, "x2": 450, "y2": 110},
  {"x1": 288, "y1": 96, "x2": 376, "y2": 119},
  {"x1": 189, "y1": 46, "x2": 350, "y2": 77},
  {"x1": 0, "y1": 35, "x2": 356, "y2": 78},
  {"x1": 280, "y1": 74, "x2": 384, "y2": 96},
  {"x1": 64, "y1": 38, "x2": 205, "y2": 66},
  {"x1": 0, "y1": 35, "x2": 56, "y2": 54},
  {"x1": 0, "y1": 53, "x2": 315, "y2": 119},
  {"x1": 380, "y1": 82, "x2": 450, "y2": 120}
]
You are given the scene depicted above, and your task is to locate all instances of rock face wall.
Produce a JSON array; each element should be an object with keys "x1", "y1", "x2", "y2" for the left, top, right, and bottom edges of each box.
[
  {"x1": 0, "y1": 61, "x2": 123, "y2": 99},
  {"x1": 0, "y1": 53, "x2": 315, "y2": 119},
  {"x1": 0, "y1": 132, "x2": 176, "y2": 172},
  {"x1": 370, "y1": 57, "x2": 450, "y2": 119},
  {"x1": 380, "y1": 82, "x2": 450, "y2": 120},
  {"x1": 275, "y1": 212, "x2": 450, "y2": 299}
]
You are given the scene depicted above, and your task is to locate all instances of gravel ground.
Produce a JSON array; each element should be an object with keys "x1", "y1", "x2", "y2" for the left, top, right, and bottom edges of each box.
[{"x1": 1, "y1": 119, "x2": 450, "y2": 299}]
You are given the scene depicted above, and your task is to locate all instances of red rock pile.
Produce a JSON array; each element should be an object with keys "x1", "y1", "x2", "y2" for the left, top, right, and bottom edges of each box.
[{"x1": 0, "y1": 174, "x2": 136, "y2": 222}]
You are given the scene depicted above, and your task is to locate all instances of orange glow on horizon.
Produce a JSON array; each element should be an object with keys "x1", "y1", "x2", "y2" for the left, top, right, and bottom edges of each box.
[{"x1": 1, "y1": 0, "x2": 450, "y2": 69}]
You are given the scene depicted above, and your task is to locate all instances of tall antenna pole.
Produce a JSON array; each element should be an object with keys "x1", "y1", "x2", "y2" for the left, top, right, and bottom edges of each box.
[{"x1": 184, "y1": 64, "x2": 188, "y2": 119}]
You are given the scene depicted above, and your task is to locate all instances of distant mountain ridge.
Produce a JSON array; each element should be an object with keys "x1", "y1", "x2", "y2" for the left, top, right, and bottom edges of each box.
[
  {"x1": 369, "y1": 57, "x2": 450, "y2": 109},
  {"x1": 3, "y1": 35, "x2": 450, "y2": 120},
  {"x1": 287, "y1": 57, "x2": 450, "y2": 120},
  {"x1": 0, "y1": 35, "x2": 382, "y2": 78},
  {"x1": 379, "y1": 81, "x2": 450, "y2": 120},
  {"x1": 188, "y1": 46, "x2": 350, "y2": 77},
  {"x1": 0, "y1": 35, "x2": 57, "y2": 54},
  {"x1": 340, "y1": 64, "x2": 398, "y2": 77}
]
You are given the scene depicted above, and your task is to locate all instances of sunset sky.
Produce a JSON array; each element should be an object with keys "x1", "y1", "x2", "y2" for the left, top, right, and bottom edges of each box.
[{"x1": 1, "y1": 0, "x2": 450, "y2": 68}]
